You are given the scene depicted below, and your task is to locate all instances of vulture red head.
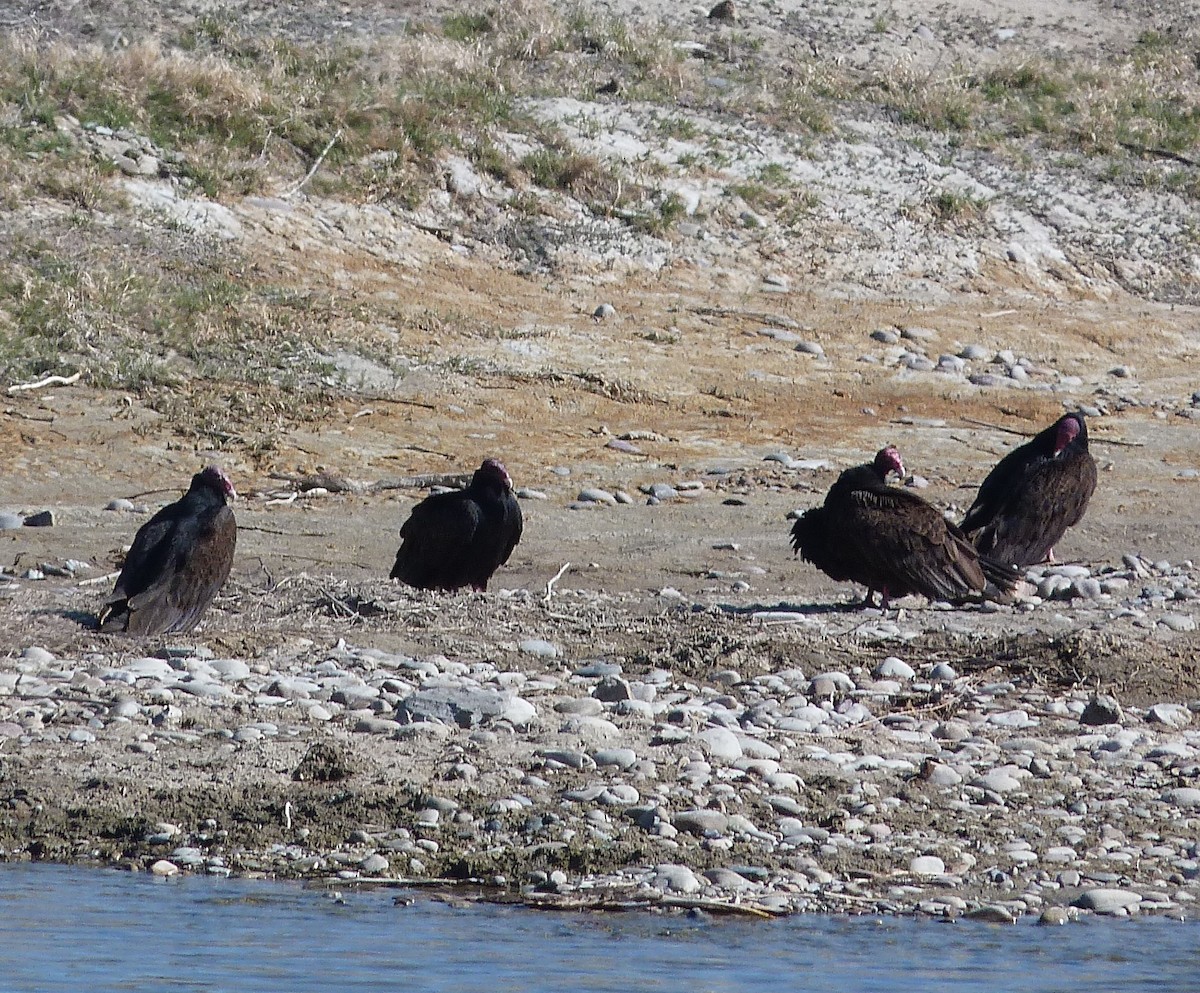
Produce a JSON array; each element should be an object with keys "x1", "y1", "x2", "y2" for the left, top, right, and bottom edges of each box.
[
  {"x1": 1054, "y1": 415, "x2": 1083, "y2": 455},
  {"x1": 196, "y1": 464, "x2": 237, "y2": 501},
  {"x1": 476, "y1": 458, "x2": 513, "y2": 490},
  {"x1": 873, "y1": 446, "x2": 905, "y2": 482}
]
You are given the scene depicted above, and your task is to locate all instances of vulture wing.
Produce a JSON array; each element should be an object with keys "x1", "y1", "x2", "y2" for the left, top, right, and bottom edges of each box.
[
  {"x1": 390, "y1": 491, "x2": 484, "y2": 591},
  {"x1": 841, "y1": 487, "x2": 988, "y2": 602},
  {"x1": 100, "y1": 499, "x2": 236, "y2": 635},
  {"x1": 973, "y1": 449, "x2": 1097, "y2": 567}
]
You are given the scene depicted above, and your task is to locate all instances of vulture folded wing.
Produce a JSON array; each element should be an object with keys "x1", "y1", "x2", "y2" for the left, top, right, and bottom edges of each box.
[
  {"x1": 791, "y1": 506, "x2": 855, "y2": 582},
  {"x1": 497, "y1": 496, "x2": 523, "y2": 567},
  {"x1": 391, "y1": 494, "x2": 483, "y2": 590},
  {"x1": 961, "y1": 442, "x2": 1034, "y2": 536},
  {"x1": 978, "y1": 451, "x2": 1097, "y2": 567},
  {"x1": 843, "y1": 488, "x2": 987, "y2": 601},
  {"x1": 121, "y1": 506, "x2": 237, "y2": 635}
]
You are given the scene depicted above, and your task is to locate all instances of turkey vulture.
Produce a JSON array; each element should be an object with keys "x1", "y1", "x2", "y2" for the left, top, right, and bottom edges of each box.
[
  {"x1": 390, "y1": 458, "x2": 523, "y2": 591},
  {"x1": 961, "y1": 412, "x2": 1097, "y2": 568},
  {"x1": 98, "y1": 465, "x2": 237, "y2": 635},
  {"x1": 791, "y1": 446, "x2": 1017, "y2": 609}
]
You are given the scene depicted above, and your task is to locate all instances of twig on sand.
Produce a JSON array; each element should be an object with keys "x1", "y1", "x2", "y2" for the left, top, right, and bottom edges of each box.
[
  {"x1": 961, "y1": 416, "x2": 1143, "y2": 447},
  {"x1": 1118, "y1": 140, "x2": 1199, "y2": 167},
  {"x1": 239, "y1": 524, "x2": 331, "y2": 538},
  {"x1": 949, "y1": 433, "x2": 1005, "y2": 457},
  {"x1": 7, "y1": 371, "x2": 82, "y2": 394},
  {"x1": 960, "y1": 416, "x2": 1032, "y2": 438},
  {"x1": 280, "y1": 128, "x2": 343, "y2": 198},
  {"x1": 544, "y1": 562, "x2": 571, "y2": 602},
  {"x1": 689, "y1": 306, "x2": 797, "y2": 329}
]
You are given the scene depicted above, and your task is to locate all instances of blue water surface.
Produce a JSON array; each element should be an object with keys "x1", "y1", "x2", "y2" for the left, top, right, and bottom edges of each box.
[{"x1": 1, "y1": 863, "x2": 1197, "y2": 992}]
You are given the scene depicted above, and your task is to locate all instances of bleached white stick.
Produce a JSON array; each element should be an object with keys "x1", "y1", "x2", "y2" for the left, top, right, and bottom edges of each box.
[
  {"x1": 8, "y1": 371, "x2": 82, "y2": 393},
  {"x1": 280, "y1": 129, "x2": 343, "y2": 199},
  {"x1": 77, "y1": 571, "x2": 120, "y2": 587},
  {"x1": 544, "y1": 562, "x2": 571, "y2": 602}
]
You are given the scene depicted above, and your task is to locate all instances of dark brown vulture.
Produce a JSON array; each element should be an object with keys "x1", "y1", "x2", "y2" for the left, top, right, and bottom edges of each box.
[
  {"x1": 98, "y1": 465, "x2": 237, "y2": 635},
  {"x1": 390, "y1": 458, "x2": 523, "y2": 592},
  {"x1": 791, "y1": 446, "x2": 1017, "y2": 609},
  {"x1": 961, "y1": 412, "x2": 1097, "y2": 568}
]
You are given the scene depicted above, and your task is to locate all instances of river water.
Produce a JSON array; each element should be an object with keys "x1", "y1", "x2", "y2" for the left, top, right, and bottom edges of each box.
[{"x1": 1, "y1": 863, "x2": 1196, "y2": 992}]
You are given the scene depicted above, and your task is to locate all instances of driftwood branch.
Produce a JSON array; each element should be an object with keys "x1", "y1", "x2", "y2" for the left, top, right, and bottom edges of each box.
[
  {"x1": 8, "y1": 371, "x2": 82, "y2": 394},
  {"x1": 267, "y1": 471, "x2": 364, "y2": 494},
  {"x1": 312, "y1": 876, "x2": 783, "y2": 917},
  {"x1": 369, "y1": 473, "x2": 472, "y2": 492}
]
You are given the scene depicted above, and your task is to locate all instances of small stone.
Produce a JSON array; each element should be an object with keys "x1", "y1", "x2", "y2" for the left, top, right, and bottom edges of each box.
[
  {"x1": 643, "y1": 483, "x2": 679, "y2": 500},
  {"x1": 1037, "y1": 907, "x2": 1071, "y2": 926},
  {"x1": 359, "y1": 853, "x2": 390, "y2": 875},
  {"x1": 1159, "y1": 614, "x2": 1197, "y2": 632},
  {"x1": 22, "y1": 511, "x2": 54, "y2": 527},
  {"x1": 1164, "y1": 787, "x2": 1200, "y2": 809},
  {"x1": 1080, "y1": 694, "x2": 1122, "y2": 726},
  {"x1": 874, "y1": 657, "x2": 914, "y2": 679},
  {"x1": 592, "y1": 748, "x2": 637, "y2": 769},
  {"x1": 592, "y1": 676, "x2": 632, "y2": 702},
  {"x1": 794, "y1": 342, "x2": 824, "y2": 357},
  {"x1": 150, "y1": 859, "x2": 179, "y2": 877},
  {"x1": 1148, "y1": 703, "x2": 1191, "y2": 728},
  {"x1": 673, "y1": 809, "x2": 728, "y2": 835},
  {"x1": 708, "y1": 1, "x2": 737, "y2": 23},
  {"x1": 576, "y1": 488, "x2": 617, "y2": 505},
  {"x1": 964, "y1": 906, "x2": 1015, "y2": 924},
  {"x1": 910, "y1": 855, "x2": 945, "y2": 876},
  {"x1": 695, "y1": 727, "x2": 742, "y2": 762},
  {"x1": 653, "y1": 863, "x2": 702, "y2": 894},
  {"x1": 593, "y1": 304, "x2": 616, "y2": 320},
  {"x1": 1071, "y1": 888, "x2": 1142, "y2": 913},
  {"x1": 974, "y1": 769, "x2": 1022, "y2": 793},
  {"x1": 292, "y1": 742, "x2": 355, "y2": 783},
  {"x1": 105, "y1": 498, "x2": 135, "y2": 511},
  {"x1": 519, "y1": 639, "x2": 560, "y2": 659},
  {"x1": 21, "y1": 647, "x2": 55, "y2": 665}
]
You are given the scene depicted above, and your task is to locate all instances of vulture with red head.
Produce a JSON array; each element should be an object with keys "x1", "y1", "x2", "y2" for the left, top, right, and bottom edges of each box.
[
  {"x1": 390, "y1": 458, "x2": 523, "y2": 592},
  {"x1": 961, "y1": 412, "x2": 1097, "y2": 568},
  {"x1": 98, "y1": 465, "x2": 237, "y2": 635},
  {"x1": 791, "y1": 446, "x2": 1017, "y2": 609}
]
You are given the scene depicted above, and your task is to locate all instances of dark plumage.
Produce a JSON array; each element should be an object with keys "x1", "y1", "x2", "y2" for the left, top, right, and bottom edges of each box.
[
  {"x1": 791, "y1": 447, "x2": 1017, "y2": 608},
  {"x1": 390, "y1": 458, "x2": 523, "y2": 592},
  {"x1": 98, "y1": 465, "x2": 237, "y2": 635},
  {"x1": 961, "y1": 413, "x2": 1097, "y2": 568}
]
